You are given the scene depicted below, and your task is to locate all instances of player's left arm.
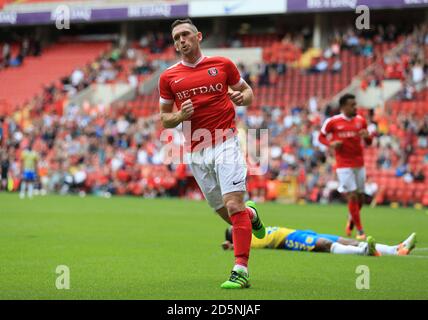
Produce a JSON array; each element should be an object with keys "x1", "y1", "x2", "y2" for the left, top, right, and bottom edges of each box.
[
  {"x1": 318, "y1": 131, "x2": 330, "y2": 146},
  {"x1": 319, "y1": 118, "x2": 342, "y2": 149},
  {"x1": 359, "y1": 118, "x2": 373, "y2": 146},
  {"x1": 229, "y1": 80, "x2": 254, "y2": 106},
  {"x1": 359, "y1": 129, "x2": 372, "y2": 145},
  {"x1": 225, "y1": 58, "x2": 254, "y2": 106}
]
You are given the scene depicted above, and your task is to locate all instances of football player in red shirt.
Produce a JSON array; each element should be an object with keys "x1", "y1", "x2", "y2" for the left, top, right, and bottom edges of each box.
[
  {"x1": 158, "y1": 19, "x2": 265, "y2": 289},
  {"x1": 319, "y1": 94, "x2": 373, "y2": 240}
]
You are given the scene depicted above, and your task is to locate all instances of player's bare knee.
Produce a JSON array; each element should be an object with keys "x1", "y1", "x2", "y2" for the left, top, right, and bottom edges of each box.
[
  {"x1": 223, "y1": 192, "x2": 245, "y2": 215},
  {"x1": 347, "y1": 191, "x2": 358, "y2": 201},
  {"x1": 224, "y1": 200, "x2": 243, "y2": 215}
]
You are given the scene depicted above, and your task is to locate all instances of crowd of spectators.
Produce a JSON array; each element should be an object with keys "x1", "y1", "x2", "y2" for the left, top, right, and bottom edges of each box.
[
  {"x1": 138, "y1": 32, "x2": 170, "y2": 54},
  {"x1": 0, "y1": 36, "x2": 180, "y2": 198},
  {"x1": 375, "y1": 110, "x2": 428, "y2": 181},
  {"x1": 62, "y1": 38, "x2": 173, "y2": 98},
  {"x1": 0, "y1": 102, "x2": 185, "y2": 198},
  {"x1": 305, "y1": 24, "x2": 402, "y2": 78},
  {"x1": 230, "y1": 23, "x2": 410, "y2": 89},
  {"x1": 0, "y1": 36, "x2": 42, "y2": 70},
  {"x1": 357, "y1": 23, "x2": 428, "y2": 96},
  {"x1": 0, "y1": 94, "x2": 379, "y2": 203},
  {"x1": 228, "y1": 31, "x2": 303, "y2": 87},
  {"x1": 1, "y1": 93, "x2": 426, "y2": 205},
  {"x1": 0, "y1": 26, "x2": 427, "y2": 205}
]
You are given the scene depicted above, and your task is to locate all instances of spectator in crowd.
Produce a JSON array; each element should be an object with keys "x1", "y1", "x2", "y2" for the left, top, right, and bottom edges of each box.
[
  {"x1": 411, "y1": 61, "x2": 425, "y2": 84},
  {"x1": 377, "y1": 147, "x2": 393, "y2": 169},
  {"x1": 308, "y1": 57, "x2": 328, "y2": 73},
  {"x1": 1, "y1": 149, "x2": 10, "y2": 191},
  {"x1": 258, "y1": 63, "x2": 271, "y2": 86},
  {"x1": 401, "y1": 81, "x2": 416, "y2": 100},
  {"x1": 70, "y1": 68, "x2": 85, "y2": 88},
  {"x1": 1, "y1": 42, "x2": 11, "y2": 68},
  {"x1": 228, "y1": 34, "x2": 243, "y2": 48},
  {"x1": 361, "y1": 39, "x2": 374, "y2": 58},
  {"x1": 238, "y1": 63, "x2": 252, "y2": 87},
  {"x1": 413, "y1": 166, "x2": 425, "y2": 183},
  {"x1": 331, "y1": 58, "x2": 342, "y2": 73},
  {"x1": 343, "y1": 29, "x2": 360, "y2": 49},
  {"x1": 395, "y1": 161, "x2": 408, "y2": 178},
  {"x1": 417, "y1": 119, "x2": 428, "y2": 148}
]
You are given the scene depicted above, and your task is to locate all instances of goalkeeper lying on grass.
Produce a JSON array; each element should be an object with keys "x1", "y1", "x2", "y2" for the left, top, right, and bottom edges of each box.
[{"x1": 222, "y1": 203, "x2": 416, "y2": 257}]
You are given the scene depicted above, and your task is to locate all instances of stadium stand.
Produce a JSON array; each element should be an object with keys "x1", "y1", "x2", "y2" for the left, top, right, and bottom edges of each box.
[
  {"x1": 371, "y1": 86, "x2": 428, "y2": 206},
  {"x1": 0, "y1": 17, "x2": 427, "y2": 207},
  {"x1": 0, "y1": 0, "x2": 12, "y2": 9},
  {"x1": 0, "y1": 41, "x2": 110, "y2": 109}
]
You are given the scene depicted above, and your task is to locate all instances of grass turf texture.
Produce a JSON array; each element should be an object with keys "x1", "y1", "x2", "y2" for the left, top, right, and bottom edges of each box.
[{"x1": 1, "y1": 193, "x2": 427, "y2": 300}]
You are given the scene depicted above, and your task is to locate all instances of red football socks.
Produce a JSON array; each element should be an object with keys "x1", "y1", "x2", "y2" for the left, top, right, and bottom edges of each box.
[
  {"x1": 230, "y1": 210, "x2": 252, "y2": 267},
  {"x1": 246, "y1": 207, "x2": 255, "y2": 222},
  {"x1": 348, "y1": 199, "x2": 363, "y2": 231}
]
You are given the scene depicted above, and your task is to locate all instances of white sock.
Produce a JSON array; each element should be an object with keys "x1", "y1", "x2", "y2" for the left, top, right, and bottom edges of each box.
[
  {"x1": 20, "y1": 182, "x2": 27, "y2": 198},
  {"x1": 331, "y1": 242, "x2": 365, "y2": 255},
  {"x1": 28, "y1": 183, "x2": 34, "y2": 199},
  {"x1": 375, "y1": 244, "x2": 398, "y2": 256},
  {"x1": 246, "y1": 207, "x2": 257, "y2": 223},
  {"x1": 233, "y1": 264, "x2": 248, "y2": 274}
]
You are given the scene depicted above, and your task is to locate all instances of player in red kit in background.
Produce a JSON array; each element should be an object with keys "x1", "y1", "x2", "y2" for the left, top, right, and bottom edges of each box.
[
  {"x1": 158, "y1": 19, "x2": 265, "y2": 289},
  {"x1": 319, "y1": 94, "x2": 374, "y2": 240}
]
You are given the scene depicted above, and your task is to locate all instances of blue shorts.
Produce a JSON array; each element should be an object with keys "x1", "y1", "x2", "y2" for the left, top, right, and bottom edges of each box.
[
  {"x1": 23, "y1": 170, "x2": 36, "y2": 181},
  {"x1": 284, "y1": 230, "x2": 340, "y2": 251}
]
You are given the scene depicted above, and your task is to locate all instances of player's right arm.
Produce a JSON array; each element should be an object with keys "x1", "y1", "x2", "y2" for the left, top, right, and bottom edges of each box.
[
  {"x1": 318, "y1": 131, "x2": 330, "y2": 146},
  {"x1": 319, "y1": 118, "x2": 342, "y2": 150},
  {"x1": 159, "y1": 72, "x2": 194, "y2": 128},
  {"x1": 160, "y1": 99, "x2": 194, "y2": 128}
]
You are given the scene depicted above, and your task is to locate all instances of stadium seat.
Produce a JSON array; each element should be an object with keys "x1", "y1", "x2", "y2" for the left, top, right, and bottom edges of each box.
[
  {"x1": 0, "y1": 41, "x2": 110, "y2": 109},
  {"x1": 422, "y1": 193, "x2": 428, "y2": 207}
]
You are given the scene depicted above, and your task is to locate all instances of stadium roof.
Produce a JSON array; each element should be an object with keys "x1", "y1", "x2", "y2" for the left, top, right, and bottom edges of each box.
[{"x1": 1, "y1": 0, "x2": 428, "y2": 26}]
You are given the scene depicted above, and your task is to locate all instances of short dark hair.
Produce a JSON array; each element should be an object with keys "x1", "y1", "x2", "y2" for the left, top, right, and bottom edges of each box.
[
  {"x1": 171, "y1": 18, "x2": 198, "y2": 33},
  {"x1": 339, "y1": 93, "x2": 356, "y2": 108}
]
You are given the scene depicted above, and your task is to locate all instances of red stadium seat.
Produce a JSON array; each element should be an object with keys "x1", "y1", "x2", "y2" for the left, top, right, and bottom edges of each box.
[
  {"x1": 0, "y1": 41, "x2": 110, "y2": 108},
  {"x1": 386, "y1": 189, "x2": 397, "y2": 203},
  {"x1": 422, "y1": 193, "x2": 428, "y2": 207}
]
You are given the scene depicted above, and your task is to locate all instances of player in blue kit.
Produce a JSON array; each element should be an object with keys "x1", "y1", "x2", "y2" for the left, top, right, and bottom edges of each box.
[
  {"x1": 20, "y1": 143, "x2": 39, "y2": 199},
  {"x1": 222, "y1": 226, "x2": 416, "y2": 257}
]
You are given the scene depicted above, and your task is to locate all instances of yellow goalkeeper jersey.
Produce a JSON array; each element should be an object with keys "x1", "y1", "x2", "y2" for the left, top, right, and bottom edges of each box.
[
  {"x1": 251, "y1": 226, "x2": 296, "y2": 249},
  {"x1": 22, "y1": 150, "x2": 38, "y2": 171}
]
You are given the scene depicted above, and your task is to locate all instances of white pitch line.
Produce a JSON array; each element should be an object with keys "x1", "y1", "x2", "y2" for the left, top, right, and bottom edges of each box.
[
  {"x1": 413, "y1": 248, "x2": 428, "y2": 252},
  {"x1": 406, "y1": 255, "x2": 428, "y2": 259}
]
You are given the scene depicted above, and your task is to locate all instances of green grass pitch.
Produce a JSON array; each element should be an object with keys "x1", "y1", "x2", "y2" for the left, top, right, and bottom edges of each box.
[{"x1": 1, "y1": 193, "x2": 427, "y2": 300}]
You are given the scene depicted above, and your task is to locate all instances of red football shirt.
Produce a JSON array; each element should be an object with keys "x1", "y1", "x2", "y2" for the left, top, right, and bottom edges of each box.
[
  {"x1": 319, "y1": 113, "x2": 369, "y2": 168},
  {"x1": 158, "y1": 55, "x2": 243, "y2": 151}
]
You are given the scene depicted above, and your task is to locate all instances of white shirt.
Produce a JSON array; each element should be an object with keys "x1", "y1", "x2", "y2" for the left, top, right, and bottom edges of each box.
[
  {"x1": 270, "y1": 145, "x2": 282, "y2": 159},
  {"x1": 365, "y1": 182, "x2": 378, "y2": 196},
  {"x1": 117, "y1": 118, "x2": 129, "y2": 134},
  {"x1": 412, "y1": 65, "x2": 424, "y2": 83}
]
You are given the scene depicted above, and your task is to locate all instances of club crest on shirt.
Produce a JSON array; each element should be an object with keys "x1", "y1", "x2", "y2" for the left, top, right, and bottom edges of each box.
[{"x1": 208, "y1": 67, "x2": 218, "y2": 76}]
